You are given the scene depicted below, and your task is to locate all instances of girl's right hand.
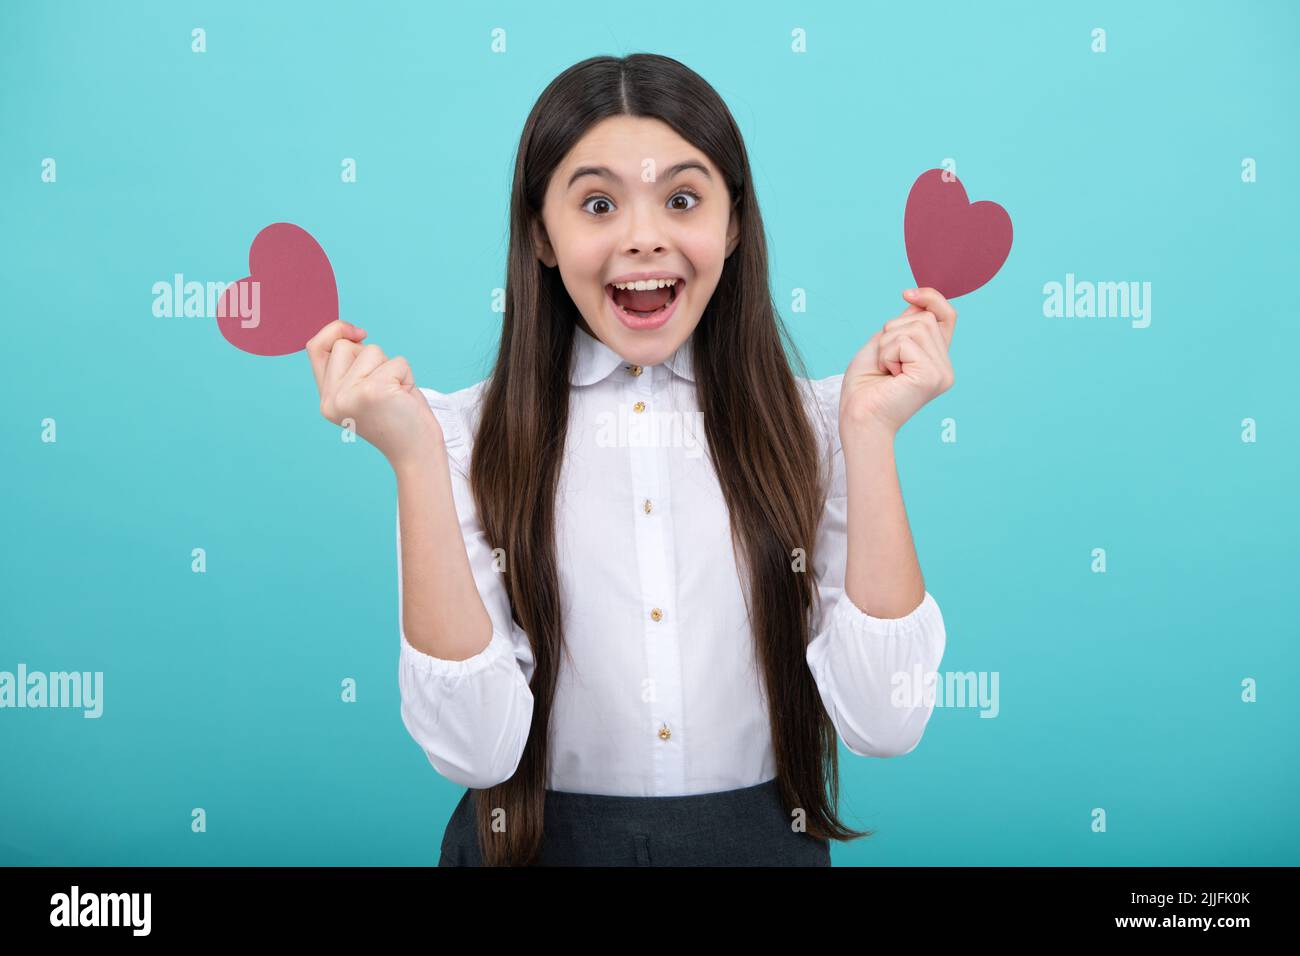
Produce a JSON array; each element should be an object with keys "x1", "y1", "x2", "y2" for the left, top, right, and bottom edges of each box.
[{"x1": 306, "y1": 320, "x2": 443, "y2": 469}]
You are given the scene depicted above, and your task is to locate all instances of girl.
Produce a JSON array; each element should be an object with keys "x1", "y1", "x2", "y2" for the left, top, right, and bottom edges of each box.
[{"x1": 307, "y1": 53, "x2": 953, "y2": 867}]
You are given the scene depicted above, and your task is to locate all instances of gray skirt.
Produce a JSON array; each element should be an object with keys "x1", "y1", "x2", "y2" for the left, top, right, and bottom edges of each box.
[{"x1": 437, "y1": 777, "x2": 831, "y2": 867}]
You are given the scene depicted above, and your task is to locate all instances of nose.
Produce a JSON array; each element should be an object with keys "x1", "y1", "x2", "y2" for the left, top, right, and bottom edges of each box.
[{"x1": 620, "y1": 197, "x2": 670, "y2": 256}]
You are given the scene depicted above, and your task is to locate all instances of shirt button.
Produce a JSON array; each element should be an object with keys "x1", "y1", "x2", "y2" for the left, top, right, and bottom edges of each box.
[
  {"x1": 627, "y1": 364, "x2": 642, "y2": 376},
  {"x1": 633, "y1": 401, "x2": 646, "y2": 413},
  {"x1": 658, "y1": 724, "x2": 672, "y2": 740},
  {"x1": 643, "y1": 498, "x2": 652, "y2": 514},
  {"x1": 650, "y1": 608, "x2": 663, "y2": 622}
]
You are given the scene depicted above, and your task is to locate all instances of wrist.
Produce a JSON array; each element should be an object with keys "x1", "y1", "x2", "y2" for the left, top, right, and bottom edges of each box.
[
  {"x1": 839, "y1": 413, "x2": 898, "y2": 452},
  {"x1": 388, "y1": 426, "x2": 447, "y2": 480}
]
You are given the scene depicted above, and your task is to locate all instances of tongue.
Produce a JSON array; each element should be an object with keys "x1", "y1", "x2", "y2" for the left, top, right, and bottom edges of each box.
[{"x1": 613, "y1": 285, "x2": 672, "y2": 313}]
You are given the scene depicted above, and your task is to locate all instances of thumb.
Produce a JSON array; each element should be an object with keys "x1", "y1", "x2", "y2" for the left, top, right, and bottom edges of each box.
[{"x1": 900, "y1": 289, "x2": 924, "y2": 315}]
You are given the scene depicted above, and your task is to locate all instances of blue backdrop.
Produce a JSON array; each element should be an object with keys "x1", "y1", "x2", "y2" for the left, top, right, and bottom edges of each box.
[{"x1": 1, "y1": 0, "x2": 1296, "y2": 865}]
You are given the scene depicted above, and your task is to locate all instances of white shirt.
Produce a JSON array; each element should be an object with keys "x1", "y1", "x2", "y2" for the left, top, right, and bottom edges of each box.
[{"x1": 396, "y1": 323, "x2": 947, "y2": 796}]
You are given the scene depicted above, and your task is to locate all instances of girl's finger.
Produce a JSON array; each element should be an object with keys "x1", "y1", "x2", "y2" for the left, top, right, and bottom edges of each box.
[
  {"x1": 877, "y1": 329, "x2": 908, "y2": 376},
  {"x1": 878, "y1": 329, "x2": 930, "y2": 377},
  {"x1": 878, "y1": 312, "x2": 929, "y2": 373},
  {"x1": 893, "y1": 311, "x2": 949, "y2": 359},
  {"x1": 876, "y1": 325, "x2": 899, "y2": 374},
  {"x1": 901, "y1": 288, "x2": 957, "y2": 345},
  {"x1": 321, "y1": 339, "x2": 362, "y2": 404},
  {"x1": 884, "y1": 310, "x2": 937, "y2": 334},
  {"x1": 306, "y1": 320, "x2": 367, "y2": 393},
  {"x1": 879, "y1": 320, "x2": 943, "y2": 377},
  {"x1": 372, "y1": 356, "x2": 416, "y2": 392},
  {"x1": 338, "y1": 343, "x2": 389, "y2": 391},
  {"x1": 899, "y1": 320, "x2": 952, "y2": 388},
  {"x1": 878, "y1": 317, "x2": 941, "y2": 374}
]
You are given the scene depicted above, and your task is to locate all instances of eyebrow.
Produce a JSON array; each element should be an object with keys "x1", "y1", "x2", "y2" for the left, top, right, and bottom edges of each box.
[{"x1": 566, "y1": 160, "x2": 712, "y2": 190}]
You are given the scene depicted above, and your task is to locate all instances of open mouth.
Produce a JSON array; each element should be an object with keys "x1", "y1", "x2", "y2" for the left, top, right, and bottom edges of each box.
[{"x1": 605, "y1": 279, "x2": 682, "y2": 319}]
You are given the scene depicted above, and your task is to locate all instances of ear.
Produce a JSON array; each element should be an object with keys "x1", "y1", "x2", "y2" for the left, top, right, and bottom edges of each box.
[
  {"x1": 724, "y1": 200, "x2": 741, "y2": 258},
  {"x1": 532, "y1": 216, "x2": 557, "y2": 268}
]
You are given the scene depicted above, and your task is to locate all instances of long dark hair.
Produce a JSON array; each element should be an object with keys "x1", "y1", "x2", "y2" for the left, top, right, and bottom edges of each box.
[{"x1": 467, "y1": 52, "x2": 871, "y2": 865}]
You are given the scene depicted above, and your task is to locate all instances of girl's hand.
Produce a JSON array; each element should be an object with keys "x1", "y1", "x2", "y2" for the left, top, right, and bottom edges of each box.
[
  {"x1": 839, "y1": 287, "x2": 957, "y2": 439},
  {"x1": 306, "y1": 320, "x2": 443, "y2": 469}
]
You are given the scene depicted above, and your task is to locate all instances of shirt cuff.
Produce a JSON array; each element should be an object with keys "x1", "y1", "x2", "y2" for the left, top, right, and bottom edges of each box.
[
  {"x1": 400, "y1": 627, "x2": 515, "y2": 678},
  {"x1": 828, "y1": 588, "x2": 943, "y2": 639}
]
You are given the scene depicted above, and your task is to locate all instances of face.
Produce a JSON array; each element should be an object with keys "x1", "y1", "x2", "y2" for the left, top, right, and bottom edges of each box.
[{"x1": 532, "y1": 115, "x2": 740, "y2": 366}]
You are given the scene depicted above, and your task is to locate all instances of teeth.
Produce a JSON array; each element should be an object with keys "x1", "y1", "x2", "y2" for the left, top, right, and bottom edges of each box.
[{"x1": 610, "y1": 278, "x2": 679, "y2": 291}]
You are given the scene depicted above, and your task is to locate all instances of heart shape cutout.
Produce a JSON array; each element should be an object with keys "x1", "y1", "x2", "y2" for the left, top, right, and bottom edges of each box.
[
  {"x1": 904, "y1": 169, "x2": 1012, "y2": 300},
  {"x1": 218, "y1": 222, "x2": 338, "y2": 356}
]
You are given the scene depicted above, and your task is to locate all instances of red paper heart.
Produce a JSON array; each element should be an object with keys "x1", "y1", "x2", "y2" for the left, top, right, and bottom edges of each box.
[
  {"x1": 217, "y1": 222, "x2": 338, "y2": 356},
  {"x1": 904, "y1": 169, "x2": 1012, "y2": 300}
]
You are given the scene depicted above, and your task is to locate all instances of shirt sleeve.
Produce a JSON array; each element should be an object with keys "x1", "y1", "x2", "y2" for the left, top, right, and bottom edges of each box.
[
  {"x1": 396, "y1": 385, "x2": 536, "y2": 790},
  {"x1": 803, "y1": 374, "x2": 947, "y2": 758}
]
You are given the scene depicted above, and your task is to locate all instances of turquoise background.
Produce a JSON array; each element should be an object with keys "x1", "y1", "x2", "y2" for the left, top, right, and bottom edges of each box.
[{"x1": 1, "y1": 0, "x2": 1296, "y2": 866}]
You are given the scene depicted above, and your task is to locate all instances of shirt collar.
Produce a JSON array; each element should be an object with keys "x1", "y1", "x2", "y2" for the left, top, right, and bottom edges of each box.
[{"x1": 570, "y1": 322, "x2": 696, "y2": 386}]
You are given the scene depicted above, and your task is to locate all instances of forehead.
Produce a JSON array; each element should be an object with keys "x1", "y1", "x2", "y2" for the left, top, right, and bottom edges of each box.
[{"x1": 555, "y1": 115, "x2": 719, "y2": 183}]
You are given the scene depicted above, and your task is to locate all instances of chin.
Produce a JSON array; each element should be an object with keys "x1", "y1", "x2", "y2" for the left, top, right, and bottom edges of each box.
[{"x1": 604, "y1": 319, "x2": 683, "y2": 362}]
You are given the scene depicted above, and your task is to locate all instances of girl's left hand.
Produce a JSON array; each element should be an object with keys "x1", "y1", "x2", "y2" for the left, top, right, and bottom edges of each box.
[{"x1": 840, "y1": 287, "x2": 957, "y2": 438}]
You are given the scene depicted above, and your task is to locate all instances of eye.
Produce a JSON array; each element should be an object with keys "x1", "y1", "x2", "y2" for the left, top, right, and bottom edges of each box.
[
  {"x1": 581, "y1": 188, "x2": 703, "y2": 217},
  {"x1": 667, "y1": 187, "x2": 701, "y2": 211},
  {"x1": 582, "y1": 194, "x2": 615, "y2": 216}
]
